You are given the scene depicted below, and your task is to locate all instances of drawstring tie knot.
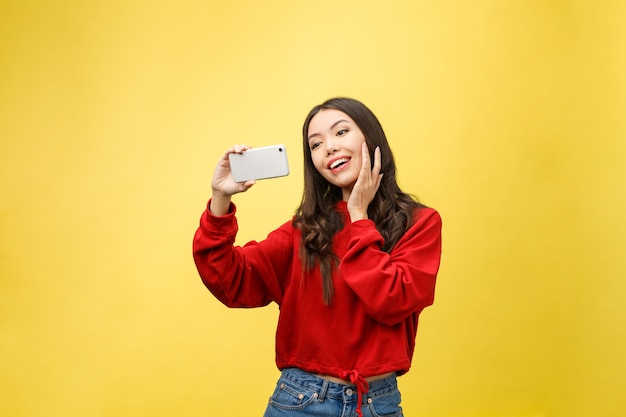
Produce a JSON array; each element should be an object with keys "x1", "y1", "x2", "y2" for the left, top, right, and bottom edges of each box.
[{"x1": 339, "y1": 370, "x2": 370, "y2": 417}]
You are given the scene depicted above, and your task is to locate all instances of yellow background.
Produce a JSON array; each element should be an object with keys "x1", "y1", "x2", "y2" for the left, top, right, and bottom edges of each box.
[{"x1": 1, "y1": 1, "x2": 625, "y2": 416}]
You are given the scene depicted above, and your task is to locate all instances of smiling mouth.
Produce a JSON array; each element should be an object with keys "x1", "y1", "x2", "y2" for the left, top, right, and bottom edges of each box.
[{"x1": 328, "y1": 157, "x2": 350, "y2": 170}]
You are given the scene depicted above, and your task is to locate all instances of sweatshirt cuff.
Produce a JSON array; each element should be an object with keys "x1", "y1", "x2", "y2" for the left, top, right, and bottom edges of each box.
[
  {"x1": 201, "y1": 199, "x2": 238, "y2": 233},
  {"x1": 348, "y1": 218, "x2": 383, "y2": 246}
]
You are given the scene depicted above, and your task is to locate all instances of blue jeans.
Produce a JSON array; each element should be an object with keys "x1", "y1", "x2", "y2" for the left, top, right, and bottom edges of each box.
[{"x1": 263, "y1": 368, "x2": 403, "y2": 417}]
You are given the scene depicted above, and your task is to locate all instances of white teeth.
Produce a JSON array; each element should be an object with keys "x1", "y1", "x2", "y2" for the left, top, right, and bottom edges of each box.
[{"x1": 330, "y1": 158, "x2": 349, "y2": 169}]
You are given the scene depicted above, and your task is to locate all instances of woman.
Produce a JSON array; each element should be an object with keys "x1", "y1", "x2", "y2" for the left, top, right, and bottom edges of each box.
[{"x1": 193, "y1": 97, "x2": 442, "y2": 417}]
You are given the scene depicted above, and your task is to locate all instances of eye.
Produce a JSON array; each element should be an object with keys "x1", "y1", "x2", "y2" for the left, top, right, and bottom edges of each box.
[
  {"x1": 310, "y1": 142, "x2": 321, "y2": 150},
  {"x1": 337, "y1": 129, "x2": 348, "y2": 136}
]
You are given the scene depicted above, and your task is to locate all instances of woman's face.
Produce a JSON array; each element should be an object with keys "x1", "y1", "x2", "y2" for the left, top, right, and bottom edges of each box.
[{"x1": 307, "y1": 109, "x2": 366, "y2": 200}]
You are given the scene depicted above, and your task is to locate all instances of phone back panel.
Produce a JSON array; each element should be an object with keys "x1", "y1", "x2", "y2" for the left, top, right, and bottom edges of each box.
[{"x1": 228, "y1": 144, "x2": 290, "y2": 182}]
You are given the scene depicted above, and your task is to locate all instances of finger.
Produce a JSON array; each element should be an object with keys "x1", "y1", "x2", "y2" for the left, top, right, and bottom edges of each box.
[
  {"x1": 232, "y1": 144, "x2": 252, "y2": 154},
  {"x1": 376, "y1": 173, "x2": 384, "y2": 190},
  {"x1": 372, "y1": 146, "x2": 382, "y2": 175},
  {"x1": 240, "y1": 180, "x2": 256, "y2": 191},
  {"x1": 361, "y1": 143, "x2": 370, "y2": 169}
]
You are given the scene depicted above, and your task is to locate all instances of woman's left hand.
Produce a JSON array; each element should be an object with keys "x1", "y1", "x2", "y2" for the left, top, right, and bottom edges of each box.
[{"x1": 347, "y1": 143, "x2": 383, "y2": 222}]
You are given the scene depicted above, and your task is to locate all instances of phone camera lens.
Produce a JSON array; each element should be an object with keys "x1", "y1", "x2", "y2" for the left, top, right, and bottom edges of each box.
[{"x1": 278, "y1": 147, "x2": 283, "y2": 152}]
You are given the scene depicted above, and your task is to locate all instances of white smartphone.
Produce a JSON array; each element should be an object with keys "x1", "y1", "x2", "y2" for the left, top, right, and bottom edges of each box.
[{"x1": 228, "y1": 144, "x2": 290, "y2": 182}]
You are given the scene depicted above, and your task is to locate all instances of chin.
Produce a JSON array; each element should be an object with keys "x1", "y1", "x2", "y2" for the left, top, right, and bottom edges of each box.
[
  {"x1": 324, "y1": 172, "x2": 358, "y2": 189},
  {"x1": 334, "y1": 180, "x2": 357, "y2": 189}
]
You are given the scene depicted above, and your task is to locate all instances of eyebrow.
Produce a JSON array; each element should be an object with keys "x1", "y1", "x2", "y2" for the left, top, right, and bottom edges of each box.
[{"x1": 307, "y1": 119, "x2": 351, "y2": 141}]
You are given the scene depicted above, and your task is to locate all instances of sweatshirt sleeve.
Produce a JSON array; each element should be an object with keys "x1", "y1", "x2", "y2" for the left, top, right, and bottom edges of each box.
[
  {"x1": 192, "y1": 201, "x2": 293, "y2": 308},
  {"x1": 339, "y1": 208, "x2": 442, "y2": 326}
]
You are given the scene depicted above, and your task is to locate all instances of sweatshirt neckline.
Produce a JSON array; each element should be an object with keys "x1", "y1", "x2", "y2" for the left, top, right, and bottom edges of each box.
[{"x1": 335, "y1": 200, "x2": 348, "y2": 212}]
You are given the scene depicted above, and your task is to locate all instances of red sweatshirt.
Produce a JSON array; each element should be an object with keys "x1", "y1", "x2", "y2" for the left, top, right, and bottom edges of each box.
[{"x1": 193, "y1": 200, "x2": 442, "y2": 379}]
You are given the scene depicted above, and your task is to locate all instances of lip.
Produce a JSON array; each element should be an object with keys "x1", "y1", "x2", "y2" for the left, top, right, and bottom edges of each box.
[{"x1": 327, "y1": 156, "x2": 351, "y2": 172}]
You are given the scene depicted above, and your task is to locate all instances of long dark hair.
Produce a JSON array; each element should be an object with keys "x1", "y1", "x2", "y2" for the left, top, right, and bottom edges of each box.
[{"x1": 293, "y1": 97, "x2": 424, "y2": 305}]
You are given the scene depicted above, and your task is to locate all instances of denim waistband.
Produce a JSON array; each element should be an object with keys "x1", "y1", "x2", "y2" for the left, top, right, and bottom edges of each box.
[{"x1": 279, "y1": 367, "x2": 398, "y2": 403}]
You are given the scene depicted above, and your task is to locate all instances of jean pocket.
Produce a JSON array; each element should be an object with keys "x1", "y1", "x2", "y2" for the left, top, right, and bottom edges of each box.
[
  {"x1": 366, "y1": 389, "x2": 403, "y2": 417},
  {"x1": 268, "y1": 378, "x2": 318, "y2": 411}
]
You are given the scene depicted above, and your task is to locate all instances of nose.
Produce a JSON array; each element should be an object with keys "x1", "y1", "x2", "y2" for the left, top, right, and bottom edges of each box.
[{"x1": 325, "y1": 138, "x2": 339, "y2": 155}]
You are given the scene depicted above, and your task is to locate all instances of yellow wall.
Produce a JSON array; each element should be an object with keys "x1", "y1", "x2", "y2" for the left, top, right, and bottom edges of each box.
[{"x1": 1, "y1": 1, "x2": 624, "y2": 416}]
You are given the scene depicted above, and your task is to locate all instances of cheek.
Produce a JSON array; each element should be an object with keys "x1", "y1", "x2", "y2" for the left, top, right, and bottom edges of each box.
[
  {"x1": 351, "y1": 153, "x2": 362, "y2": 169},
  {"x1": 310, "y1": 155, "x2": 324, "y2": 173}
]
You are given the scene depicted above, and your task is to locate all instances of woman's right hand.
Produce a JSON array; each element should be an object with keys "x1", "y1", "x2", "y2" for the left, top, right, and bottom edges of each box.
[{"x1": 210, "y1": 144, "x2": 256, "y2": 215}]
